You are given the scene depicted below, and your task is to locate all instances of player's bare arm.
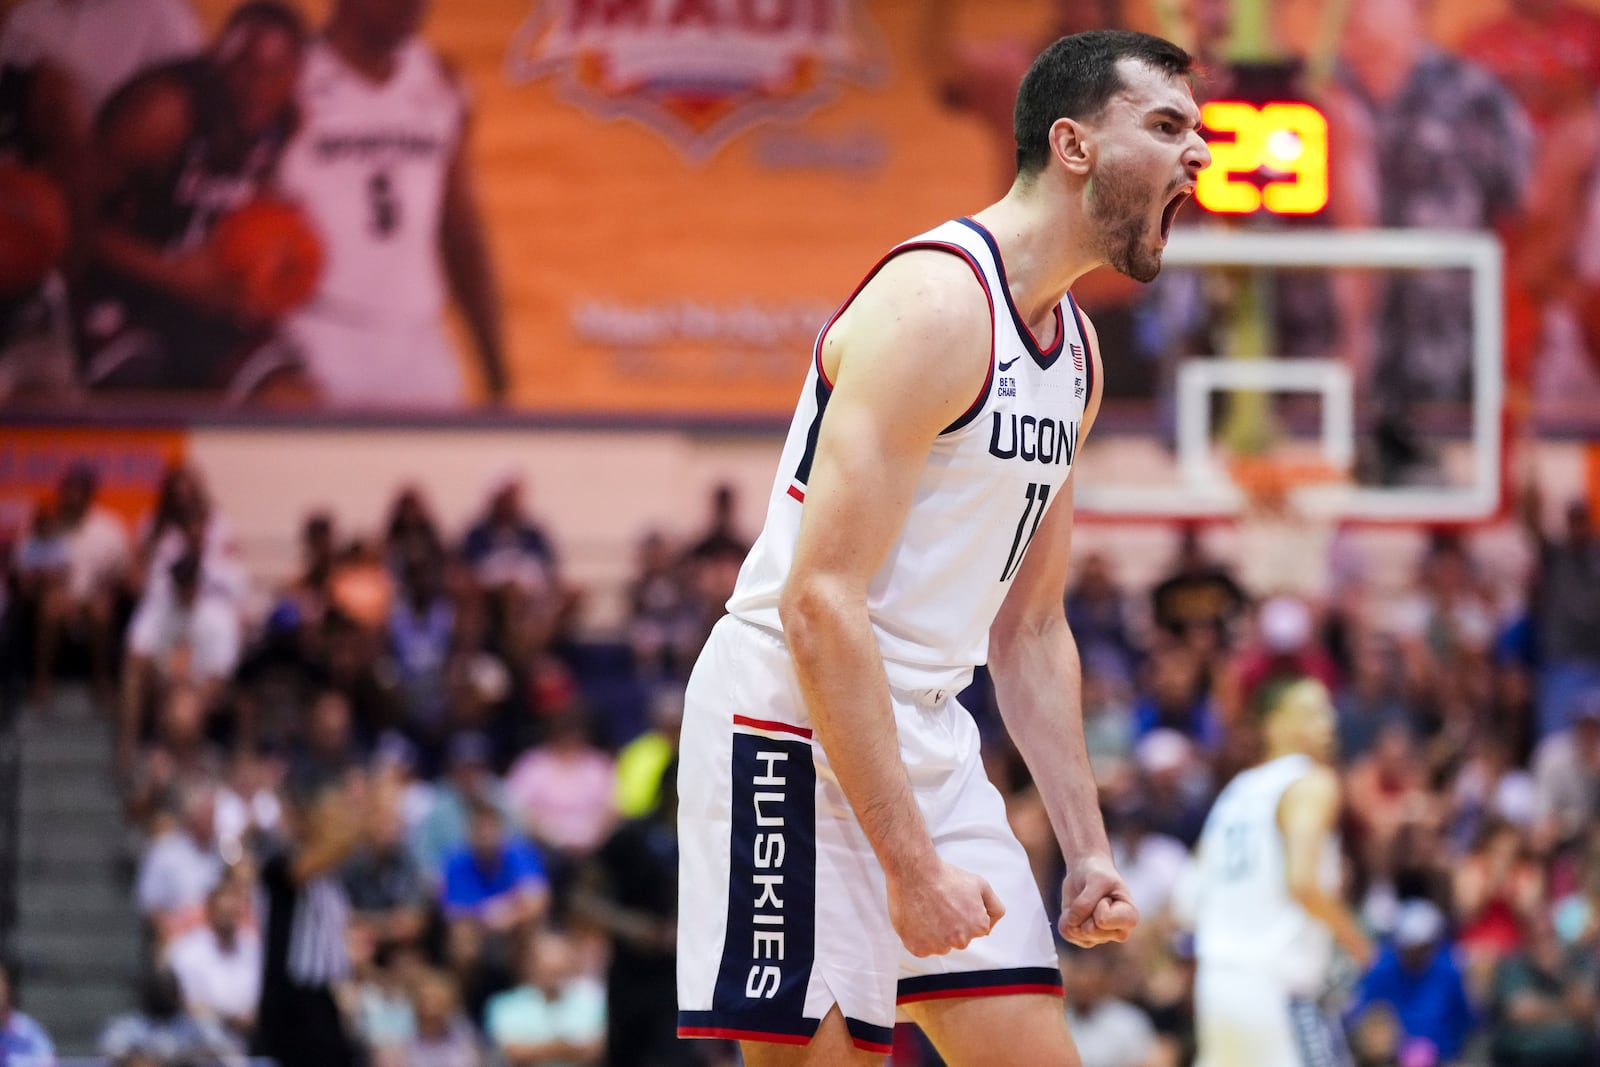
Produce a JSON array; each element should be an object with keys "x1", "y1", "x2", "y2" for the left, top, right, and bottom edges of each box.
[
  {"x1": 986, "y1": 316, "x2": 1133, "y2": 949},
  {"x1": 89, "y1": 75, "x2": 263, "y2": 320},
  {"x1": 778, "y1": 249, "x2": 1004, "y2": 959},
  {"x1": 439, "y1": 106, "x2": 510, "y2": 402},
  {"x1": 1279, "y1": 764, "x2": 1373, "y2": 967}
]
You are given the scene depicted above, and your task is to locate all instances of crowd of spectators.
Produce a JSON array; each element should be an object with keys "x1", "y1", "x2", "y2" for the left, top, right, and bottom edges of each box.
[
  {"x1": 2, "y1": 0, "x2": 1600, "y2": 1064},
  {"x1": 5, "y1": 450, "x2": 1600, "y2": 1067},
  {"x1": 3, "y1": 459, "x2": 745, "y2": 1067}
]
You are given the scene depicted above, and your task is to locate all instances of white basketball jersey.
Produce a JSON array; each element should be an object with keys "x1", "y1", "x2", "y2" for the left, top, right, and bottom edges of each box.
[
  {"x1": 277, "y1": 39, "x2": 464, "y2": 328},
  {"x1": 727, "y1": 218, "x2": 1097, "y2": 694},
  {"x1": 1193, "y1": 754, "x2": 1339, "y2": 993}
]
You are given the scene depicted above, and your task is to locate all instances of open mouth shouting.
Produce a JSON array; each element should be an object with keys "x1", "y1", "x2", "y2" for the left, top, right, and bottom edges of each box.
[{"x1": 1159, "y1": 186, "x2": 1194, "y2": 244}]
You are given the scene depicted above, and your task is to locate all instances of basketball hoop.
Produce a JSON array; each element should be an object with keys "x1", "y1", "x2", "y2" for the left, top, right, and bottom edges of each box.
[{"x1": 1226, "y1": 454, "x2": 1348, "y2": 517}]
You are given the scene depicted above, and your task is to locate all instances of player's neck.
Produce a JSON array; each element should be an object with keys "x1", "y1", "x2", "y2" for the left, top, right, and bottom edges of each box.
[
  {"x1": 325, "y1": 24, "x2": 401, "y2": 83},
  {"x1": 969, "y1": 187, "x2": 1103, "y2": 331}
]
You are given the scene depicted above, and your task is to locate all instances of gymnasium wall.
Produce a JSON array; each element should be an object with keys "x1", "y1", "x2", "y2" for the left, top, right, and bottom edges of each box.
[{"x1": 6, "y1": 424, "x2": 1594, "y2": 631}]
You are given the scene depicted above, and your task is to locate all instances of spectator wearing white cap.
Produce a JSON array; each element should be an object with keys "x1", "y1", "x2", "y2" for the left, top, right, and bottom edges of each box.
[
  {"x1": 1131, "y1": 729, "x2": 1212, "y2": 848},
  {"x1": 1349, "y1": 899, "x2": 1478, "y2": 1064},
  {"x1": 1233, "y1": 595, "x2": 1340, "y2": 717}
]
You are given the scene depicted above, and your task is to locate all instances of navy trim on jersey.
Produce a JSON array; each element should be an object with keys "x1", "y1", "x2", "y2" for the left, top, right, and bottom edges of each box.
[
  {"x1": 845, "y1": 1018, "x2": 897, "y2": 1054},
  {"x1": 710, "y1": 732, "x2": 817, "y2": 1027},
  {"x1": 937, "y1": 239, "x2": 998, "y2": 434},
  {"x1": 956, "y1": 217, "x2": 1067, "y2": 370},
  {"x1": 790, "y1": 238, "x2": 998, "y2": 494},
  {"x1": 791, "y1": 371, "x2": 831, "y2": 492},
  {"x1": 1066, "y1": 292, "x2": 1097, "y2": 413},
  {"x1": 896, "y1": 966, "x2": 1065, "y2": 1004}
]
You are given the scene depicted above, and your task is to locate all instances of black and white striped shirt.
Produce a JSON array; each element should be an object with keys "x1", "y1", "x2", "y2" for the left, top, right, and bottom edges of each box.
[{"x1": 259, "y1": 852, "x2": 349, "y2": 990}]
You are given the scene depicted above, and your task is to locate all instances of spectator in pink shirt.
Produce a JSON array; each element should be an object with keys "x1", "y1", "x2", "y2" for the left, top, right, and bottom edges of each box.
[{"x1": 504, "y1": 711, "x2": 615, "y2": 879}]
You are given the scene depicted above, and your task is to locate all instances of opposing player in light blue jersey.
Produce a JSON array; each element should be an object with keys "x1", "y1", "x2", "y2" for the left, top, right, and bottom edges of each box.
[
  {"x1": 676, "y1": 30, "x2": 1210, "y2": 1066},
  {"x1": 1190, "y1": 678, "x2": 1375, "y2": 1067}
]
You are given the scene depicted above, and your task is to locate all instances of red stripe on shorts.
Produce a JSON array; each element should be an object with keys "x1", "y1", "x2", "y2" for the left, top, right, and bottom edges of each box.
[
  {"x1": 677, "y1": 1026, "x2": 812, "y2": 1046},
  {"x1": 732, "y1": 714, "x2": 813, "y2": 739}
]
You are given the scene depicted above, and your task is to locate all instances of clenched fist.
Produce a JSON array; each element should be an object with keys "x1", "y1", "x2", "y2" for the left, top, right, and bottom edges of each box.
[
  {"x1": 1059, "y1": 854, "x2": 1138, "y2": 948},
  {"x1": 888, "y1": 860, "x2": 1006, "y2": 957}
]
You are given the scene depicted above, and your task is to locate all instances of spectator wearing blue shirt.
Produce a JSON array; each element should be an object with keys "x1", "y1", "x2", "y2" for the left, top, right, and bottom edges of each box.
[
  {"x1": 1132, "y1": 644, "x2": 1222, "y2": 750},
  {"x1": 0, "y1": 962, "x2": 55, "y2": 1067},
  {"x1": 412, "y1": 731, "x2": 509, "y2": 881},
  {"x1": 460, "y1": 474, "x2": 558, "y2": 595},
  {"x1": 442, "y1": 801, "x2": 549, "y2": 937},
  {"x1": 1350, "y1": 900, "x2": 1478, "y2": 1064}
]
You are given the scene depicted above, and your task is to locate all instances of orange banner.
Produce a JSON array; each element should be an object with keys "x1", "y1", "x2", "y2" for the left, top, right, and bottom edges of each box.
[
  {"x1": 154, "y1": 0, "x2": 1562, "y2": 417},
  {"x1": 467, "y1": 0, "x2": 1035, "y2": 414},
  {"x1": 172, "y1": 0, "x2": 1045, "y2": 415},
  {"x1": 0, "y1": 428, "x2": 189, "y2": 539}
]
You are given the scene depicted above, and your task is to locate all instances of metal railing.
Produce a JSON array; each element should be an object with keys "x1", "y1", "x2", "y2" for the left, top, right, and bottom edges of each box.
[{"x1": 0, "y1": 611, "x2": 23, "y2": 963}]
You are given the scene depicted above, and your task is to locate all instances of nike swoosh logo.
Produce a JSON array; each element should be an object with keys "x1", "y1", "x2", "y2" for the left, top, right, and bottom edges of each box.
[{"x1": 997, "y1": 356, "x2": 1021, "y2": 372}]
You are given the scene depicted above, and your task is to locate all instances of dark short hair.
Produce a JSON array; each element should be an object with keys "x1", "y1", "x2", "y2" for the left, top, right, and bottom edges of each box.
[
  {"x1": 168, "y1": 551, "x2": 202, "y2": 590},
  {"x1": 223, "y1": 0, "x2": 308, "y2": 46},
  {"x1": 1013, "y1": 30, "x2": 1194, "y2": 177},
  {"x1": 60, "y1": 460, "x2": 97, "y2": 494}
]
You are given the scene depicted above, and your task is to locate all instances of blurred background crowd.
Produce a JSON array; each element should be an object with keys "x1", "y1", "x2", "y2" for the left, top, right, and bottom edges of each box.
[
  {"x1": 2, "y1": 452, "x2": 1598, "y2": 1067},
  {"x1": 2, "y1": 0, "x2": 1600, "y2": 1064}
]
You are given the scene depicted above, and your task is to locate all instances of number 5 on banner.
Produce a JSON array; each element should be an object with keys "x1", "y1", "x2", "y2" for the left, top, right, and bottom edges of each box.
[{"x1": 1197, "y1": 101, "x2": 1329, "y2": 216}]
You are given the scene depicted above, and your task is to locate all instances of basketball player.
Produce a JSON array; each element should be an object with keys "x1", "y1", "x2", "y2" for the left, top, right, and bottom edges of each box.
[
  {"x1": 677, "y1": 31, "x2": 1209, "y2": 1066},
  {"x1": 275, "y1": 0, "x2": 508, "y2": 408},
  {"x1": 76, "y1": 2, "x2": 306, "y2": 396},
  {"x1": 1190, "y1": 678, "x2": 1374, "y2": 1067}
]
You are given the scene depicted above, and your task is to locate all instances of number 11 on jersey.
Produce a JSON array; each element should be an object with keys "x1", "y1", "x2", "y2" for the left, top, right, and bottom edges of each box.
[{"x1": 1001, "y1": 482, "x2": 1050, "y2": 582}]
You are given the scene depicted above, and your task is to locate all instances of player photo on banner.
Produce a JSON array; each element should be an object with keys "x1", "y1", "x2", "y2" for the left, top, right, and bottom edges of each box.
[{"x1": 1, "y1": 0, "x2": 1599, "y2": 435}]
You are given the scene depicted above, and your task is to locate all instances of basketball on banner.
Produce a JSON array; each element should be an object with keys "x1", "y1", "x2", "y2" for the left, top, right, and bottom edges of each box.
[{"x1": 505, "y1": 0, "x2": 886, "y2": 161}]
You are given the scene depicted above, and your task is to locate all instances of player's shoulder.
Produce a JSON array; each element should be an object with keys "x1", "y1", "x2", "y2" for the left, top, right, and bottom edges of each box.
[
  {"x1": 850, "y1": 243, "x2": 993, "y2": 338},
  {"x1": 1282, "y1": 761, "x2": 1340, "y2": 806}
]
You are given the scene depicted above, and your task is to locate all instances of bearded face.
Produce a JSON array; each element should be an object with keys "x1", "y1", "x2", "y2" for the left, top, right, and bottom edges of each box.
[
  {"x1": 1086, "y1": 155, "x2": 1169, "y2": 283},
  {"x1": 1074, "y1": 61, "x2": 1204, "y2": 283}
]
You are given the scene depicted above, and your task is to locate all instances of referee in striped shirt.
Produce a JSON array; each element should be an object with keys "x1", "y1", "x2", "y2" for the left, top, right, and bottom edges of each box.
[{"x1": 252, "y1": 770, "x2": 369, "y2": 1067}]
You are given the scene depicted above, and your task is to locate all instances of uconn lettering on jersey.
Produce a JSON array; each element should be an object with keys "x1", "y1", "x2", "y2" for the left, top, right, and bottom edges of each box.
[{"x1": 988, "y1": 412, "x2": 1080, "y2": 465}]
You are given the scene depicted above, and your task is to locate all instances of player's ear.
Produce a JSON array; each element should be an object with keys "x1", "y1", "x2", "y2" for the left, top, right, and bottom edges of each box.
[{"x1": 1050, "y1": 117, "x2": 1093, "y2": 177}]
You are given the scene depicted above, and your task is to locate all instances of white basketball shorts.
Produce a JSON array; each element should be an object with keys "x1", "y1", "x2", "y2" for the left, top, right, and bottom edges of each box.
[
  {"x1": 1194, "y1": 966, "x2": 1352, "y2": 1067},
  {"x1": 676, "y1": 615, "x2": 1061, "y2": 1054},
  {"x1": 286, "y1": 311, "x2": 465, "y2": 407}
]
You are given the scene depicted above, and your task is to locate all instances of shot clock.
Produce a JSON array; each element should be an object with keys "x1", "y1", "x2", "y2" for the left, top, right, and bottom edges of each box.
[{"x1": 1195, "y1": 60, "x2": 1330, "y2": 218}]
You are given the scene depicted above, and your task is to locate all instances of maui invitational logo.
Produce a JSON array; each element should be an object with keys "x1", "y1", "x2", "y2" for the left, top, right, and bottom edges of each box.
[{"x1": 506, "y1": 0, "x2": 886, "y2": 162}]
